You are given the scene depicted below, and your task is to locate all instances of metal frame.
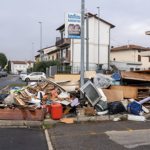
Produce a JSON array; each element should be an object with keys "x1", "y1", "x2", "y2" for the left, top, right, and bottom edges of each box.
[{"x1": 80, "y1": 80, "x2": 102, "y2": 106}]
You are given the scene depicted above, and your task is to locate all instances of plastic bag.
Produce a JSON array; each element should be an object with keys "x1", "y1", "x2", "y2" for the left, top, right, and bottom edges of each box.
[
  {"x1": 93, "y1": 74, "x2": 114, "y2": 89},
  {"x1": 108, "y1": 101, "x2": 125, "y2": 115},
  {"x1": 95, "y1": 100, "x2": 108, "y2": 112},
  {"x1": 0, "y1": 94, "x2": 8, "y2": 103},
  {"x1": 127, "y1": 101, "x2": 144, "y2": 116},
  {"x1": 58, "y1": 92, "x2": 70, "y2": 99},
  {"x1": 111, "y1": 73, "x2": 121, "y2": 81},
  {"x1": 3, "y1": 94, "x2": 15, "y2": 105}
]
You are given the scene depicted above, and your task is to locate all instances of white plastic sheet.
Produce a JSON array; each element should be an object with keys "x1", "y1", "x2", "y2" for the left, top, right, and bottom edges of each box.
[{"x1": 93, "y1": 74, "x2": 114, "y2": 89}]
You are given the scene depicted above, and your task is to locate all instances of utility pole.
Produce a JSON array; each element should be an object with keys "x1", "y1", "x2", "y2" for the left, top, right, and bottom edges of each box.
[
  {"x1": 80, "y1": 0, "x2": 85, "y2": 89},
  {"x1": 39, "y1": 22, "x2": 42, "y2": 61},
  {"x1": 86, "y1": 12, "x2": 89, "y2": 71},
  {"x1": 72, "y1": 39, "x2": 74, "y2": 73},
  {"x1": 97, "y1": 7, "x2": 100, "y2": 70},
  {"x1": 108, "y1": 28, "x2": 110, "y2": 70},
  {"x1": 32, "y1": 43, "x2": 34, "y2": 61}
]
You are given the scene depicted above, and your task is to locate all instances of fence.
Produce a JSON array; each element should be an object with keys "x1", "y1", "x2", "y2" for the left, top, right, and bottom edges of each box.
[
  {"x1": 46, "y1": 65, "x2": 150, "y2": 78},
  {"x1": 46, "y1": 65, "x2": 98, "y2": 77}
]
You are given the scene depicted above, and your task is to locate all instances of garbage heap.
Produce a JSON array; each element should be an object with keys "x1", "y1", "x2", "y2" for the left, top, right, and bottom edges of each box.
[{"x1": 0, "y1": 70, "x2": 150, "y2": 122}]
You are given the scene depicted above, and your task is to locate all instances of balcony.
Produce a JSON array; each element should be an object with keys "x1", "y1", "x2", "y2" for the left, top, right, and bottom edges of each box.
[{"x1": 56, "y1": 38, "x2": 71, "y2": 47}]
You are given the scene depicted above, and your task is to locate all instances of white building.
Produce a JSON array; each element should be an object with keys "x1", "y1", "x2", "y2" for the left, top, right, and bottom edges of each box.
[
  {"x1": 11, "y1": 61, "x2": 27, "y2": 73},
  {"x1": 55, "y1": 12, "x2": 115, "y2": 70},
  {"x1": 111, "y1": 61, "x2": 142, "y2": 71},
  {"x1": 11, "y1": 60, "x2": 35, "y2": 74},
  {"x1": 110, "y1": 45, "x2": 150, "y2": 70}
]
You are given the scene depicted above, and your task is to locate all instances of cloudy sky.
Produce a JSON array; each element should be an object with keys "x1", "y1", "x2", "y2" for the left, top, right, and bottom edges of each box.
[{"x1": 0, "y1": 0, "x2": 150, "y2": 61}]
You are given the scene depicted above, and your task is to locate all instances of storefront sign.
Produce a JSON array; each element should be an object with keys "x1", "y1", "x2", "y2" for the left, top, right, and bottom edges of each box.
[{"x1": 65, "y1": 12, "x2": 81, "y2": 39}]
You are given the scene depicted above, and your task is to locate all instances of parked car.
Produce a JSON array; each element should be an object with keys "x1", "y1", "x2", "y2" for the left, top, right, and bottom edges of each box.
[
  {"x1": 22, "y1": 72, "x2": 46, "y2": 82},
  {"x1": 1, "y1": 71, "x2": 7, "y2": 77},
  {"x1": 20, "y1": 71, "x2": 27, "y2": 79}
]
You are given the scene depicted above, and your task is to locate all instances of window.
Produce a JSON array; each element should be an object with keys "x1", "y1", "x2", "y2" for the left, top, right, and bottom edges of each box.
[
  {"x1": 49, "y1": 56, "x2": 50, "y2": 60},
  {"x1": 19, "y1": 65, "x2": 21, "y2": 68},
  {"x1": 38, "y1": 73, "x2": 42, "y2": 75},
  {"x1": 135, "y1": 68, "x2": 140, "y2": 70},
  {"x1": 23, "y1": 65, "x2": 25, "y2": 68},
  {"x1": 52, "y1": 55, "x2": 54, "y2": 60},
  {"x1": 130, "y1": 68, "x2": 134, "y2": 71},
  {"x1": 31, "y1": 73, "x2": 38, "y2": 76},
  {"x1": 138, "y1": 55, "x2": 141, "y2": 62},
  {"x1": 15, "y1": 65, "x2": 17, "y2": 68}
]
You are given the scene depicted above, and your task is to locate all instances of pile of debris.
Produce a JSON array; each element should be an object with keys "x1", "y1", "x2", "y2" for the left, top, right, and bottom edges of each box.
[{"x1": 0, "y1": 70, "x2": 150, "y2": 122}]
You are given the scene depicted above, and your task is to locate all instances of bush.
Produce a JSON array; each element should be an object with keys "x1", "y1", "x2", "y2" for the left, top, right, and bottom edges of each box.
[{"x1": 35, "y1": 60, "x2": 61, "y2": 73}]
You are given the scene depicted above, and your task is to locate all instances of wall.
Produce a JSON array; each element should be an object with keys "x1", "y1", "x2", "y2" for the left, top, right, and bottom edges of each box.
[
  {"x1": 110, "y1": 61, "x2": 141, "y2": 71},
  {"x1": 11, "y1": 64, "x2": 26, "y2": 73},
  {"x1": 48, "y1": 52, "x2": 60, "y2": 60},
  {"x1": 110, "y1": 49, "x2": 150, "y2": 70},
  {"x1": 55, "y1": 74, "x2": 80, "y2": 82},
  {"x1": 36, "y1": 56, "x2": 40, "y2": 62},
  {"x1": 110, "y1": 50, "x2": 134, "y2": 62},
  {"x1": 141, "y1": 57, "x2": 150, "y2": 69},
  {"x1": 27, "y1": 63, "x2": 34, "y2": 69}
]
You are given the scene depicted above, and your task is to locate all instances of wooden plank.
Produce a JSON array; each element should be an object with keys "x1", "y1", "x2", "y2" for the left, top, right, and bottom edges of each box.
[
  {"x1": 109, "y1": 85, "x2": 138, "y2": 99},
  {"x1": 102, "y1": 89, "x2": 123, "y2": 103},
  {"x1": 121, "y1": 71, "x2": 150, "y2": 81},
  {"x1": 0, "y1": 109, "x2": 45, "y2": 121}
]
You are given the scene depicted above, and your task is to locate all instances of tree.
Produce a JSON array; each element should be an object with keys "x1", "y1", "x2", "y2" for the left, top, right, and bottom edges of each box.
[
  {"x1": 0, "y1": 53, "x2": 7, "y2": 68},
  {"x1": 35, "y1": 60, "x2": 61, "y2": 72},
  {"x1": 6, "y1": 60, "x2": 11, "y2": 72}
]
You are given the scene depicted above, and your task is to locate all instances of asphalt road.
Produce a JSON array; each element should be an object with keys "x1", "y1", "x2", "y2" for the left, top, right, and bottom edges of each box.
[
  {"x1": 49, "y1": 121, "x2": 150, "y2": 150},
  {"x1": 0, "y1": 75, "x2": 25, "y2": 90},
  {"x1": 0, "y1": 128, "x2": 48, "y2": 150}
]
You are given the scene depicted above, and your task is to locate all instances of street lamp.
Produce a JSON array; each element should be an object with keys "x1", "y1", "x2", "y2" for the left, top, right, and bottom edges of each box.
[
  {"x1": 39, "y1": 22, "x2": 42, "y2": 61},
  {"x1": 32, "y1": 43, "x2": 34, "y2": 61},
  {"x1": 97, "y1": 7, "x2": 100, "y2": 70}
]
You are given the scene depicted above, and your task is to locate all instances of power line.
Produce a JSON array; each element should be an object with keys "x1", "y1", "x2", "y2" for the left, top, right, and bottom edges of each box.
[{"x1": 110, "y1": 38, "x2": 125, "y2": 46}]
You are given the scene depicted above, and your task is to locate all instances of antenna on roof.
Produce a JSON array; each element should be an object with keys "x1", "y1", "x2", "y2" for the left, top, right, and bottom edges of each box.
[{"x1": 127, "y1": 40, "x2": 130, "y2": 48}]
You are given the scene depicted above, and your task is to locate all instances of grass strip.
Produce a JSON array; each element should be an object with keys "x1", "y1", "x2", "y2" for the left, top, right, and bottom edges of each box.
[{"x1": 9, "y1": 84, "x2": 26, "y2": 86}]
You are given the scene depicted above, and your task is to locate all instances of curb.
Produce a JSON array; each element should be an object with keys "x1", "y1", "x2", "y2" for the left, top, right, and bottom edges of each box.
[
  {"x1": 0, "y1": 85, "x2": 9, "y2": 94},
  {"x1": 0, "y1": 112, "x2": 150, "y2": 127}
]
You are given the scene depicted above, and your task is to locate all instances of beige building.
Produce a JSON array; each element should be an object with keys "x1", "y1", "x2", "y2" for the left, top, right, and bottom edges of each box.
[
  {"x1": 110, "y1": 45, "x2": 150, "y2": 70},
  {"x1": 26, "y1": 61, "x2": 35, "y2": 69}
]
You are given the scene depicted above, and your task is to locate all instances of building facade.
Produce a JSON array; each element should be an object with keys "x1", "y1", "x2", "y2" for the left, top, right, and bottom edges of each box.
[
  {"x1": 11, "y1": 60, "x2": 35, "y2": 73},
  {"x1": 35, "y1": 13, "x2": 115, "y2": 70},
  {"x1": 110, "y1": 45, "x2": 150, "y2": 70},
  {"x1": 11, "y1": 61, "x2": 27, "y2": 73},
  {"x1": 56, "y1": 13, "x2": 115, "y2": 69}
]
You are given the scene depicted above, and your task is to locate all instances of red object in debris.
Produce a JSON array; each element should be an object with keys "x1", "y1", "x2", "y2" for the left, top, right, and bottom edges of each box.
[
  {"x1": 42, "y1": 105, "x2": 51, "y2": 114},
  {"x1": 51, "y1": 90, "x2": 58, "y2": 98},
  {"x1": 43, "y1": 95, "x2": 47, "y2": 99},
  {"x1": 51, "y1": 102, "x2": 63, "y2": 120}
]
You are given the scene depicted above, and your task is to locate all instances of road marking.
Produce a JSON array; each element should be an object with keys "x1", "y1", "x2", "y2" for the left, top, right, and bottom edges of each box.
[
  {"x1": 50, "y1": 128, "x2": 150, "y2": 139},
  {"x1": 91, "y1": 133, "x2": 96, "y2": 134},
  {"x1": 115, "y1": 122, "x2": 134, "y2": 131},
  {"x1": 126, "y1": 128, "x2": 134, "y2": 131},
  {"x1": 45, "y1": 129, "x2": 53, "y2": 150}
]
